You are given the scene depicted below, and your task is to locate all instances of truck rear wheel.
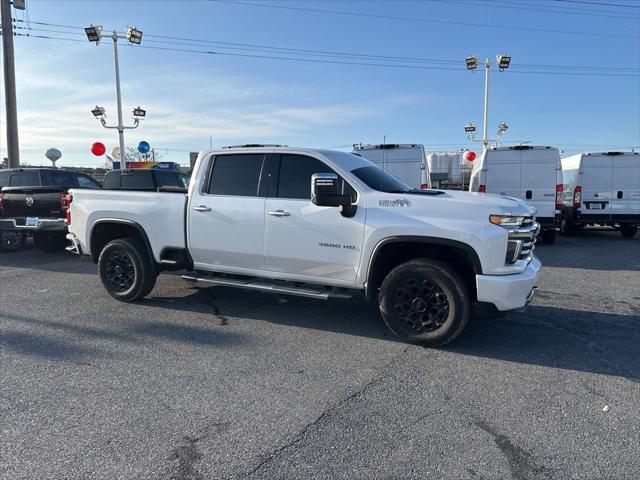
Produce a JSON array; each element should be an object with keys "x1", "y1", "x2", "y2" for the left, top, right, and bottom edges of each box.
[
  {"x1": 620, "y1": 224, "x2": 637, "y2": 238},
  {"x1": 98, "y1": 237, "x2": 157, "y2": 302},
  {"x1": 0, "y1": 230, "x2": 26, "y2": 252},
  {"x1": 378, "y1": 259, "x2": 471, "y2": 347},
  {"x1": 33, "y1": 232, "x2": 68, "y2": 253}
]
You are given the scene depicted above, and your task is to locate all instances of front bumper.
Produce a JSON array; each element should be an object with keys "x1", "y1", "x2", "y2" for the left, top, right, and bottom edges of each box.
[
  {"x1": 475, "y1": 256, "x2": 542, "y2": 311},
  {"x1": 0, "y1": 218, "x2": 67, "y2": 231}
]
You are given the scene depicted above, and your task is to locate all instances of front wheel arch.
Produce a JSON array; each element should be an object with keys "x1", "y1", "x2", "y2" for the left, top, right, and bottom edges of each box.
[{"x1": 365, "y1": 237, "x2": 481, "y2": 302}]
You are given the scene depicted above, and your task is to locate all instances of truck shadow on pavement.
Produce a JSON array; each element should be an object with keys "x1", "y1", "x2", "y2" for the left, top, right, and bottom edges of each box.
[
  {"x1": 451, "y1": 305, "x2": 640, "y2": 382},
  {"x1": 0, "y1": 310, "x2": 250, "y2": 364},
  {"x1": 0, "y1": 242, "x2": 95, "y2": 275},
  {"x1": 145, "y1": 286, "x2": 640, "y2": 382}
]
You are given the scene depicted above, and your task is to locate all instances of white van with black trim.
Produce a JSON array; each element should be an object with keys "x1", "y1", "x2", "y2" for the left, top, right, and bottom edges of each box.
[
  {"x1": 352, "y1": 144, "x2": 431, "y2": 190},
  {"x1": 560, "y1": 151, "x2": 639, "y2": 238},
  {"x1": 469, "y1": 146, "x2": 563, "y2": 244}
]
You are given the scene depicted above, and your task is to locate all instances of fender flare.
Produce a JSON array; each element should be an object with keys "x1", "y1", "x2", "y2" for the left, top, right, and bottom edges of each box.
[
  {"x1": 90, "y1": 218, "x2": 158, "y2": 273},
  {"x1": 365, "y1": 236, "x2": 483, "y2": 300}
]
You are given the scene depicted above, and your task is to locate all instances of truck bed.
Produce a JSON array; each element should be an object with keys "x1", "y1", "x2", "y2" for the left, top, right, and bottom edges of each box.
[{"x1": 68, "y1": 189, "x2": 187, "y2": 261}]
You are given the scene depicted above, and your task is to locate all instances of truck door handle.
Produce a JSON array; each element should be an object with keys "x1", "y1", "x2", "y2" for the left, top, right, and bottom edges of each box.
[
  {"x1": 193, "y1": 205, "x2": 212, "y2": 212},
  {"x1": 268, "y1": 210, "x2": 291, "y2": 217},
  {"x1": 617, "y1": 191, "x2": 623, "y2": 199}
]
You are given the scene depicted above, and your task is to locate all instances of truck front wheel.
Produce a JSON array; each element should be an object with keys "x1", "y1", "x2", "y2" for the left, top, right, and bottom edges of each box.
[
  {"x1": 98, "y1": 237, "x2": 157, "y2": 302},
  {"x1": 378, "y1": 259, "x2": 471, "y2": 347}
]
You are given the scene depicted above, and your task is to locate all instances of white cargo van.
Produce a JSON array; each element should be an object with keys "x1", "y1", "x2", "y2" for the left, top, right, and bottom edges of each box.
[
  {"x1": 560, "y1": 151, "x2": 639, "y2": 238},
  {"x1": 352, "y1": 144, "x2": 431, "y2": 189},
  {"x1": 469, "y1": 146, "x2": 562, "y2": 244}
]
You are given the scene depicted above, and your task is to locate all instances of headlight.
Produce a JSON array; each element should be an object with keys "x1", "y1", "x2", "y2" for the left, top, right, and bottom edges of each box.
[{"x1": 489, "y1": 214, "x2": 525, "y2": 227}]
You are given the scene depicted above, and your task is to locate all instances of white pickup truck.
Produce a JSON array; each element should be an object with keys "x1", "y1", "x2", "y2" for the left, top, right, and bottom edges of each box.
[{"x1": 67, "y1": 145, "x2": 541, "y2": 346}]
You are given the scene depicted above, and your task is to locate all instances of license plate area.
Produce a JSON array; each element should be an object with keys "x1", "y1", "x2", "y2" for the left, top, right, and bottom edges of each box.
[{"x1": 26, "y1": 217, "x2": 39, "y2": 226}]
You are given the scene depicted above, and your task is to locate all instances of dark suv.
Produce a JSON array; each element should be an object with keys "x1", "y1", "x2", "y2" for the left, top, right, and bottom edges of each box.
[{"x1": 0, "y1": 168, "x2": 101, "y2": 252}]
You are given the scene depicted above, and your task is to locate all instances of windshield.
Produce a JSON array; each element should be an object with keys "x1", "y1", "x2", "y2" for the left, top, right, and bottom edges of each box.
[
  {"x1": 350, "y1": 165, "x2": 413, "y2": 193},
  {"x1": 320, "y1": 150, "x2": 413, "y2": 193}
]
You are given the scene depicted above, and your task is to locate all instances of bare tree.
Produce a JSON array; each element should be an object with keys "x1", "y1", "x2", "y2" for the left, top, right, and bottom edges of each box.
[{"x1": 125, "y1": 147, "x2": 163, "y2": 162}]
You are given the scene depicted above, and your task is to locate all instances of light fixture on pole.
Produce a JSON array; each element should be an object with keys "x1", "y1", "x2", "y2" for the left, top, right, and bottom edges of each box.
[
  {"x1": 86, "y1": 23, "x2": 144, "y2": 163},
  {"x1": 496, "y1": 55, "x2": 511, "y2": 71},
  {"x1": 132, "y1": 106, "x2": 146, "y2": 119},
  {"x1": 126, "y1": 26, "x2": 143, "y2": 45},
  {"x1": 465, "y1": 55, "x2": 479, "y2": 71},
  {"x1": 465, "y1": 53, "x2": 512, "y2": 149},
  {"x1": 84, "y1": 25, "x2": 103, "y2": 44},
  {"x1": 464, "y1": 123, "x2": 477, "y2": 141}
]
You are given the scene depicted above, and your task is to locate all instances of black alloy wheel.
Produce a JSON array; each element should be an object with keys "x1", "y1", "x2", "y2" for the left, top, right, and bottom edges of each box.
[
  {"x1": 0, "y1": 230, "x2": 26, "y2": 252},
  {"x1": 379, "y1": 258, "x2": 471, "y2": 347},
  {"x1": 393, "y1": 277, "x2": 450, "y2": 334},
  {"x1": 103, "y1": 249, "x2": 136, "y2": 292},
  {"x1": 98, "y1": 237, "x2": 157, "y2": 301}
]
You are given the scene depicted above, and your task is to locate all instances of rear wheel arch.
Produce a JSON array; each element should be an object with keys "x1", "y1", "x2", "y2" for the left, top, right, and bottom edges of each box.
[
  {"x1": 365, "y1": 237, "x2": 481, "y2": 302},
  {"x1": 90, "y1": 220, "x2": 158, "y2": 273}
]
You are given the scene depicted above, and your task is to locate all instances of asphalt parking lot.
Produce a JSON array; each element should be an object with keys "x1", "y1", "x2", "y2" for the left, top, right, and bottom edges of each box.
[{"x1": 1, "y1": 230, "x2": 639, "y2": 480}]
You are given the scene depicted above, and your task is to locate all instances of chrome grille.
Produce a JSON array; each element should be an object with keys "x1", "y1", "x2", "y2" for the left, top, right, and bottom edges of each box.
[{"x1": 505, "y1": 216, "x2": 539, "y2": 264}]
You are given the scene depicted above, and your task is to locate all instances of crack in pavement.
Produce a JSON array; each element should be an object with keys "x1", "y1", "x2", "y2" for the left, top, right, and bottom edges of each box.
[{"x1": 241, "y1": 346, "x2": 411, "y2": 478}]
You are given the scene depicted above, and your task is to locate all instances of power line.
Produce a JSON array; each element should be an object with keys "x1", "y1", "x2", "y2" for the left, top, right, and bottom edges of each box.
[
  {"x1": 544, "y1": 0, "x2": 640, "y2": 9},
  {"x1": 424, "y1": 0, "x2": 639, "y2": 19},
  {"x1": 17, "y1": 32, "x2": 640, "y2": 77},
  {"x1": 15, "y1": 21, "x2": 640, "y2": 74},
  {"x1": 211, "y1": 0, "x2": 639, "y2": 39}
]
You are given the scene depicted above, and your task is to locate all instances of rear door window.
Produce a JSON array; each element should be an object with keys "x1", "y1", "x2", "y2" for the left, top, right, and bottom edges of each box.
[
  {"x1": 207, "y1": 154, "x2": 265, "y2": 197},
  {"x1": 44, "y1": 170, "x2": 75, "y2": 188},
  {"x1": 102, "y1": 171, "x2": 121, "y2": 189},
  {"x1": 75, "y1": 174, "x2": 101, "y2": 189}
]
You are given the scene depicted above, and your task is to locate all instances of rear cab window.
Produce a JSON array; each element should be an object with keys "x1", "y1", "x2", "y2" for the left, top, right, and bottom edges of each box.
[{"x1": 120, "y1": 170, "x2": 154, "y2": 190}]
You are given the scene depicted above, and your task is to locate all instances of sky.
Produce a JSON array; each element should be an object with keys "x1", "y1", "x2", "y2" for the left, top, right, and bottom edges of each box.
[{"x1": 3, "y1": 0, "x2": 639, "y2": 167}]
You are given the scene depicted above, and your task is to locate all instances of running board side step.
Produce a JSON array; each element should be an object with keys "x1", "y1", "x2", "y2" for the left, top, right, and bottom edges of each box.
[{"x1": 181, "y1": 275, "x2": 353, "y2": 300}]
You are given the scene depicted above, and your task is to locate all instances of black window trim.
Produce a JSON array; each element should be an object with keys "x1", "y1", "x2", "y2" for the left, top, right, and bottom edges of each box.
[
  {"x1": 269, "y1": 152, "x2": 357, "y2": 202},
  {"x1": 203, "y1": 152, "x2": 269, "y2": 198}
]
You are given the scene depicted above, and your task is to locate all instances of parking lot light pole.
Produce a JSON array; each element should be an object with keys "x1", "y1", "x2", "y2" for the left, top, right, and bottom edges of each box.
[
  {"x1": 466, "y1": 54, "x2": 511, "y2": 149},
  {"x1": 85, "y1": 25, "x2": 143, "y2": 162}
]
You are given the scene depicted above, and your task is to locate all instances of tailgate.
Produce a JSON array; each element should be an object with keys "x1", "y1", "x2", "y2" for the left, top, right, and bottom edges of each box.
[{"x1": 1, "y1": 186, "x2": 65, "y2": 218}]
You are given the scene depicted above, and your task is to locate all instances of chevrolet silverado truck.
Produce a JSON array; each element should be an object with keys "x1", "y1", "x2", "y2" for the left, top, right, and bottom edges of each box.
[
  {"x1": 0, "y1": 168, "x2": 101, "y2": 252},
  {"x1": 66, "y1": 146, "x2": 541, "y2": 346}
]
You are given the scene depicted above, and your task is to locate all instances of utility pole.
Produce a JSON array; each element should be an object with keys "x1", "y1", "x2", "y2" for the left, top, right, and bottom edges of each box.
[{"x1": 1, "y1": 0, "x2": 20, "y2": 168}]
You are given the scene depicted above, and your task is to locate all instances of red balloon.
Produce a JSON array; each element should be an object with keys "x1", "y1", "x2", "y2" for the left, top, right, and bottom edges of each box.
[
  {"x1": 91, "y1": 142, "x2": 106, "y2": 156},
  {"x1": 464, "y1": 150, "x2": 477, "y2": 162}
]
